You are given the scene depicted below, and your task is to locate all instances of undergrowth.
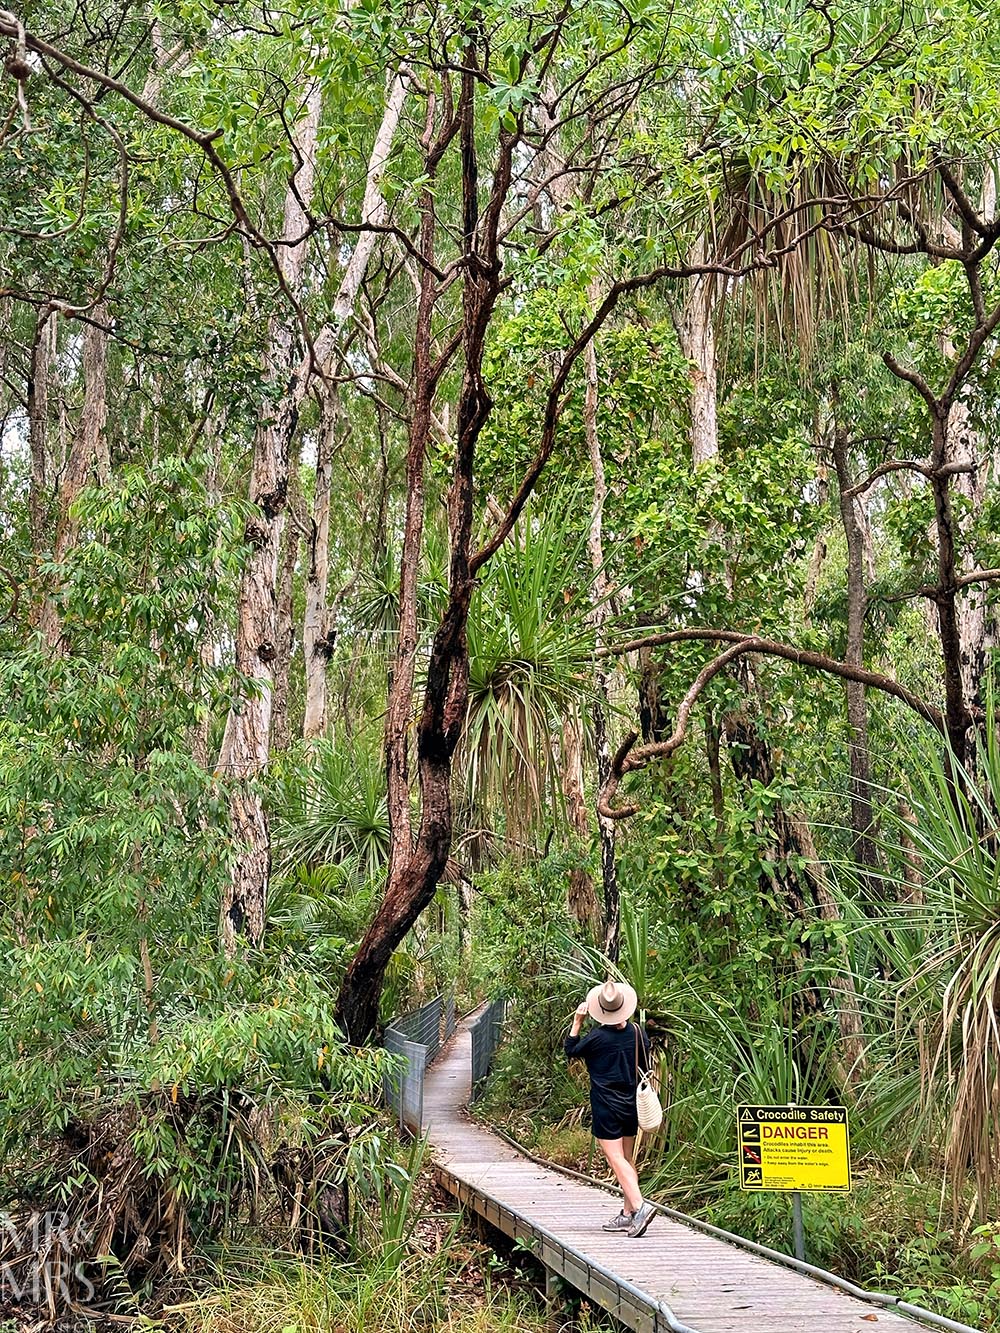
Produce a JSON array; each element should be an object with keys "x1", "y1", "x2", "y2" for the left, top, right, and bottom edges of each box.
[{"x1": 159, "y1": 1212, "x2": 558, "y2": 1333}]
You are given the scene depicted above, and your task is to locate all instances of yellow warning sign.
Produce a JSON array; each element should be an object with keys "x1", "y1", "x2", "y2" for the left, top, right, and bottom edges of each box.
[{"x1": 737, "y1": 1104, "x2": 851, "y2": 1192}]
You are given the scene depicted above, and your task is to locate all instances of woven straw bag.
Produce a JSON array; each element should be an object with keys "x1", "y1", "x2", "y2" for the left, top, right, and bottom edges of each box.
[{"x1": 633, "y1": 1022, "x2": 663, "y2": 1133}]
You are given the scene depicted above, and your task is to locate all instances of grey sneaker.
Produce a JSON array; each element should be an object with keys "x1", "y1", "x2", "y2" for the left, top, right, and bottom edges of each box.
[
  {"x1": 627, "y1": 1201, "x2": 656, "y2": 1237},
  {"x1": 602, "y1": 1210, "x2": 634, "y2": 1233}
]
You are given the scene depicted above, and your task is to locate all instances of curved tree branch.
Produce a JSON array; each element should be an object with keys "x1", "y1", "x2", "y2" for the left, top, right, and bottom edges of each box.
[{"x1": 597, "y1": 629, "x2": 944, "y2": 820}]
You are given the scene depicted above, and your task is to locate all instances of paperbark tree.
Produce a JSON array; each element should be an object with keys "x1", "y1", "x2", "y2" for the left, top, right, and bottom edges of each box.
[
  {"x1": 583, "y1": 285, "x2": 621, "y2": 960},
  {"x1": 271, "y1": 457, "x2": 304, "y2": 753},
  {"x1": 561, "y1": 710, "x2": 602, "y2": 939},
  {"x1": 217, "y1": 83, "x2": 321, "y2": 950},
  {"x1": 302, "y1": 67, "x2": 410, "y2": 741},
  {"x1": 302, "y1": 392, "x2": 337, "y2": 740},
  {"x1": 832, "y1": 418, "x2": 877, "y2": 870},
  {"x1": 39, "y1": 307, "x2": 109, "y2": 650},
  {"x1": 676, "y1": 236, "x2": 719, "y2": 467},
  {"x1": 26, "y1": 307, "x2": 55, "y2": 560}
]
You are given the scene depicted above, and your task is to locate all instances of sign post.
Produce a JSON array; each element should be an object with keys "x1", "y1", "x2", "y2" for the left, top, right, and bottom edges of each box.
[
  {"x1": 737, "y1": 1103, "x2": 851, "y2": 1261},
  {"x1": 791, "y1": 1191, "x2": 805, "y2": 1262}
]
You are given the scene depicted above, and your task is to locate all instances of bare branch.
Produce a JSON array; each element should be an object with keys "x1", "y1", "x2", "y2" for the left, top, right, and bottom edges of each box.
[
  {"x1": 883, "y1": 353, "x2": 940, "y2": 414},
  {"x1": 595, "y1": 628, "x2": 944, "y2": 820},
  {"x1": 956, "y1": 568, "x2": 1000, "y2": 590},
  {"x1": 844, "y1": 459, "x2": 933, "y2": 497}
]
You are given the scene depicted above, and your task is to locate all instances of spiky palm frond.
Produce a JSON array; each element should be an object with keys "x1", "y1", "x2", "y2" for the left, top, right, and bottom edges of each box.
[
  {"x1": 461, "y1": 496, "x2": 602, "y2": 842},
  {"x1": 839, "y1": 709, "x2": 1000, "y2": 1217},
  {"x1": 273, "y1": 734, "x2": 390, "y2": 882}
]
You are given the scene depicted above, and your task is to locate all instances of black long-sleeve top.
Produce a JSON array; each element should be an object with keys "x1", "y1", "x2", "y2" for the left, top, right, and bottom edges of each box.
[{"x1": 564, "y1": 1021, "x2": 651, "y2": 1139}]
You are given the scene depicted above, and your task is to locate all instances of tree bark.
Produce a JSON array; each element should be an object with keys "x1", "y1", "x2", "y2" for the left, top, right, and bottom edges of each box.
[
  {"x1": 335, "y1": 91, "x2": 450, "y2": 1042},
  {"x1": 271, "y1": 465, "x2": 302, "y2": 753},
  {"x1": 192, "y1": 415, "x2": 222, "y2": 769},
  {"x1": 561, "y1": 710, "x2": 601, "y2": 939},
  {"x1": 803, "y1": 447, "x2": 829, "y2": 622},
  {"x1": 336, "y1": 61, "x2": 506, "y2": 1043},
  {"x1": 949, "y1": 395, "x2": 990, "y2": 722},
  {"x1": 302, "y1": 394, "x2": 336, "y2": 740},
  {"x1": 929, "y1": 407, "x2": 971, "y2": 768},
  {"x1": 39, "y1": 307, "x2": 109, "y2": 649},
  {"x1": 301, "y1": 70, "x2": 409, "y2": 741},
  {"x1": 832, "y1": 421, "x2": 877, "y2": 870},
  {"x1": 218, "y1": 84, "x2": 320, "y2": 951},
  {"x1": 583, "y1": 282, "x2": 620, "y2": 960},
  {"x1": 331, "y1": 67, "x2": 408, "y2": 329},
  {"x1": 27, "y1": 307, "x2": 55, "y2": 558},
  {"x1": 676, "y1": 236, "x2": 719, "y2": 466}
]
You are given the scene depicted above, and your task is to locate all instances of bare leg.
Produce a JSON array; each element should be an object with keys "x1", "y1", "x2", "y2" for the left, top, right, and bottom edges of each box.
[
  {"x1": 623, "y1": 1135, "x2": 636, "y2": 1167},
  {"x1": 598, "y1": 1137, "x2": 642, "y2": 1215}
]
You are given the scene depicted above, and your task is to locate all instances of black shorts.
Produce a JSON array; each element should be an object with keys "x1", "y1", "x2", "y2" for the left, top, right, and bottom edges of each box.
[{"x1": 591, "y1": 1092, "x2": 639, "y2": 1141}]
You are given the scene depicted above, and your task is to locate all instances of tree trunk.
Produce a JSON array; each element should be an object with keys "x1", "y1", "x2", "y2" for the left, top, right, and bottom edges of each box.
[
  {"x1": 271, "y1": 473, "x2": 302, "y2": 753},
  {"x1": 950, "y1": 395, "x2": 990, "y2": 722},
  {"x1": 594, "y1": 700, "x2": 620, "y2": 961},
  {"x1": 218, "y1": 84, "x2": 320, "y2": 951},
  {"x1": 193, "y1": 416, "x2": 222, "y2": 769},
  {"x1": 637, "y1": 644, "x2": 669, "y2": 744},
  {"x1": 303, "y1": 392, "x2": 337, "y2": 740},
  {"x1": 583, "y1": 284, "x2": 620, "y2": 960},
  {"x1": 39, "y1": 307, "x2": 109, "y2": 649},
  {"x1": 27, "y1": 307, "x2": 55, "y2": 558},
  {"x1": 561, "y1": 710, "x2": 601, "y2": 939},
  {"x1": 336, "y1": 62, "x2": 506, "y2": 1043},
  {"x1": 832, "y1": 423, "x2": 877, "y2": 870},
  {"x1": 929, "y1": 409, "x2": 971, "y2": 769},
  {"x1": 331, "y1": 67, "x2": 409, "y2": 329},
  {"x1": 335, "y1": 106, "x2": 445, "y2": 1041},
  {"x1": 676, "y1": 236, "x2": 718, "y2": 466},
  {"x1": 803, "y1": 447, "x2": 829, "y2": 622},
  {"x1": 301, "y1": 71, "x2": 409, "y2": 741}
]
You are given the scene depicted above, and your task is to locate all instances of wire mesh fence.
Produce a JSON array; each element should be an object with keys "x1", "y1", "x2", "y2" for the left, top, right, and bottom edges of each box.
[
  {"x1": 383, "y1": 994, "x2": 508, "y2": 1129},
  {"x1": 470, "y1": 998, "x2": 507, "y2": 1102},
  {"x1": 383, "y1": 993, "x2": 455, "y2": 1133},
  {"x1": 382, "y1": 1029, "x2": 427, "y2": 1134},
  {"x1": 390, "y1": 994, "x2": 444, "y2": 1060}
]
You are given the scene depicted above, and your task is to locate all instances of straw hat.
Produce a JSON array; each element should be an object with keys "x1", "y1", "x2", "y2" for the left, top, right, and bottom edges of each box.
[{"x1": 586, "y1": 978, "x2": 638, "y2": 1025}]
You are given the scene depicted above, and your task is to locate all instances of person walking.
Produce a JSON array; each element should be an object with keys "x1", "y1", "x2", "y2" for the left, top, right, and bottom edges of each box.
[{"x1": 565, "y1": 978, "x2": 656, "y2": 1237}]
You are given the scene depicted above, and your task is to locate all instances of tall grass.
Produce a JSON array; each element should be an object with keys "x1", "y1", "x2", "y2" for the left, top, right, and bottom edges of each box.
[{"x1": 161, "y1": 1248, "x2": 553, "y2": 1333}]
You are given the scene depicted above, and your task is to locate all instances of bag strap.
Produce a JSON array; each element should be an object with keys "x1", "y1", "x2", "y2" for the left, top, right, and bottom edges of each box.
[{"x1": 633, "y1": 1021, "x2": 647, "y2": 1078}]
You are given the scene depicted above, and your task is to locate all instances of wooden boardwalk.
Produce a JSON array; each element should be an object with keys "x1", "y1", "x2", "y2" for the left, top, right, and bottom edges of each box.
[{"x1": 423, "y1": 1011, "x2": 938, "y2": 1333}]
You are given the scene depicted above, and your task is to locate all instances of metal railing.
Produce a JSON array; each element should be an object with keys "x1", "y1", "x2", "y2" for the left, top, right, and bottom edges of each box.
[
  {"x1": 470, "y1": 998, "x2": 507, "y2": 1101},
  {"x1": 383, "y1": 993, "x2": 454, "y2": 1134}
]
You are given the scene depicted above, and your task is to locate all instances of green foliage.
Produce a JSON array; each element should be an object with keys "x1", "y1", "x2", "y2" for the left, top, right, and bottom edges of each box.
[
  {"x1": 9, "y1": 0, "x2": 1000, "y2": 1320},
  {"x1": 463, "y1": 497, "x2": 598, "y2": 840},
  {"x1": 0, "y1": 465, "x2": 393, "y2": 1303},
  {"x1": 274, "y1": 733, "x2": 390, "y2": 881}
]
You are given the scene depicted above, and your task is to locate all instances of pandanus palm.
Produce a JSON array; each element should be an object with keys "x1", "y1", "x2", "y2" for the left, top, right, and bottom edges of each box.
[
  {"x1": 846, "y1": 717, "x2": 1000, "y2": 1219},
  {"x1": 461, "y1": 498, "x2": 602, "y2": 849}
]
